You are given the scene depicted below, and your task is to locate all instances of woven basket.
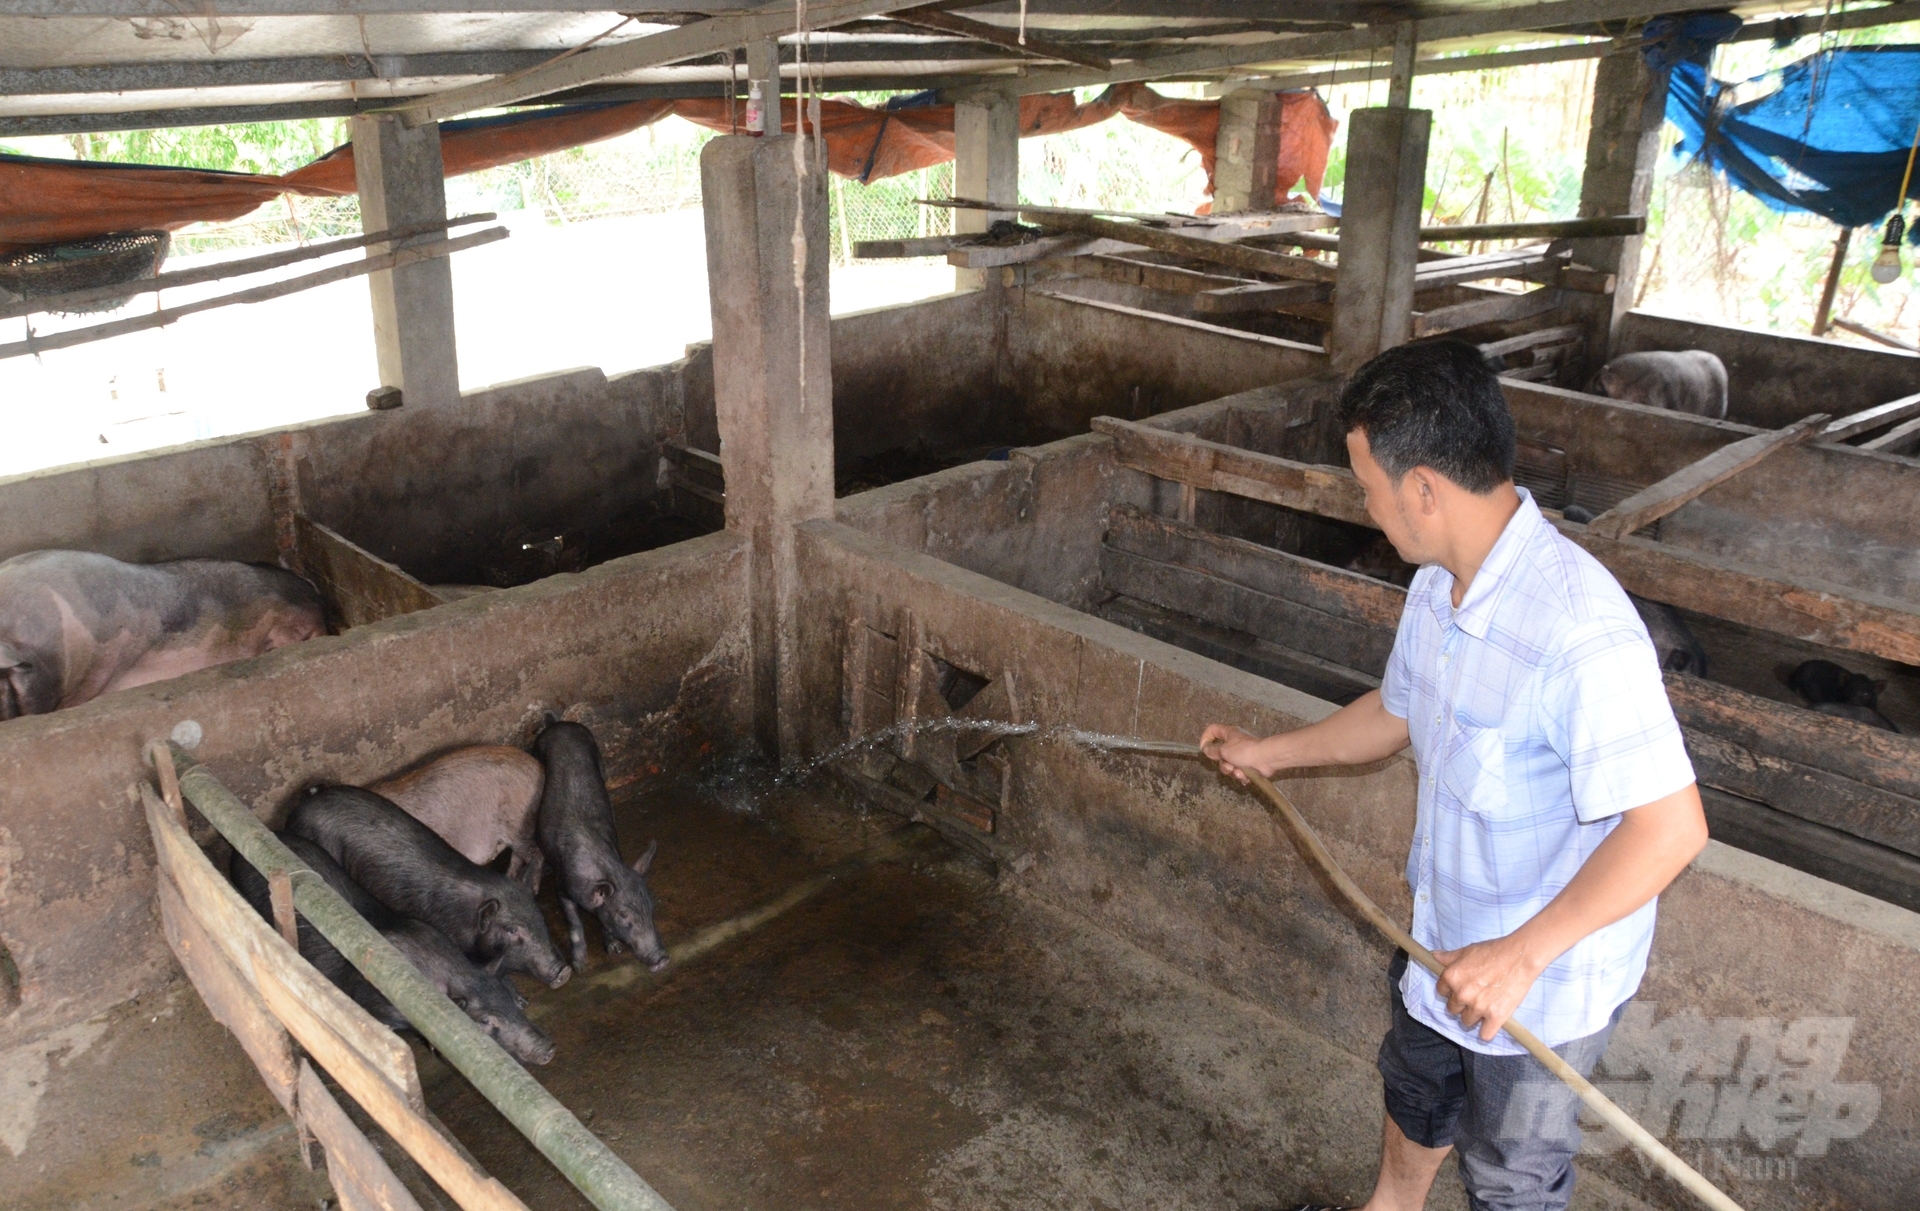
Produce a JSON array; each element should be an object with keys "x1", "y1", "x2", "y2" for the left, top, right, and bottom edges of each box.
[{"x1": 0, "y1": 231, "x2": 171, "y2": 314}]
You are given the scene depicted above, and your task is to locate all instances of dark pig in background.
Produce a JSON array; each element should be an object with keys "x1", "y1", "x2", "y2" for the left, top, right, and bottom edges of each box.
[
  {"x1": 287, "y1": 786, "x2": 573, "y2": 988},
  {"x1": 231, "y1": 834, "x2": 554, "y2": 1065},
  {"x1": 372, "y1": 746, "x2": 546, "y2": 890},
  {"x1": 0, "y1": 550, "x2": 327, "y2": 720},
  {"x1": 533, "y1": 718, "x2": 669, "y2": 973},
  {"x1": 1792, "y1": 659, "x2": 1899, "y2": 732},
  {"x1": 1630, "y1": 596, "x2": 1709, "y2": 677},
  {"x1": 1593, "y1": 350, "x2": 1729, "y2": 420}
]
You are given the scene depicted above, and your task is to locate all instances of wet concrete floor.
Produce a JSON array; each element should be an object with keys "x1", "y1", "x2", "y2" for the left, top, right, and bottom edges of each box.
[{"x1": 417, "y1": 765, "x2": 1456, "y2": 1211}]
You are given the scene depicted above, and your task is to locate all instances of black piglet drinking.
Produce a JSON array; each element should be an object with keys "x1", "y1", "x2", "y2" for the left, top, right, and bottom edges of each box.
[{"x1": 532, "y1": 717, "x2": 669, "y2": 972}]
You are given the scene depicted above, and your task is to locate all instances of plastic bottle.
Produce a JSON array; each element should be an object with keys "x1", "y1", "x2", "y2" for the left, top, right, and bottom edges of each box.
[{"x1": 745, "y1": 80, "x2": 766, "y2": 136}]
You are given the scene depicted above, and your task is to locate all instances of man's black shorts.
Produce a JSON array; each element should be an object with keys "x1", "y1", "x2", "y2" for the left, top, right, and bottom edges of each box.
[{"x1": 1376, "y1": 951, "x2": 1624, "y2": 1211}]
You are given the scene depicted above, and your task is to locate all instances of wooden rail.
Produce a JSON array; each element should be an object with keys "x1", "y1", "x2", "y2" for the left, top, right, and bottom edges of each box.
[
  {"x1": 293, "y1": 515, "x2": 445, "y2": 628},
  {"x1": 1100, "y1": 506, "x2": 1920, "y2": 864},
  {"x1": 1091, "y1": 416, "x2": 1920, "y2": 667},
  {"x1": 1585, "y1": 414, "x2": 1828, "y2": 540}
]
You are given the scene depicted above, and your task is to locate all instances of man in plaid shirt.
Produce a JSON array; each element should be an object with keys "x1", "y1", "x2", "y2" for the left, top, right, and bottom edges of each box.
[{"x1": 1202, "y1": 339, "x2": 1708, "y2": 1211}]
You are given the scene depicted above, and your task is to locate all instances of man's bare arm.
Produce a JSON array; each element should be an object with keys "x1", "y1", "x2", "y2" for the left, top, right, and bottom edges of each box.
[
  {"x1": 1199, "y1": 688, "x2": 1412, "y2": 782},
  {"x1": 1432, "y1": 782, "x2": 1710, "y2": 1041}
]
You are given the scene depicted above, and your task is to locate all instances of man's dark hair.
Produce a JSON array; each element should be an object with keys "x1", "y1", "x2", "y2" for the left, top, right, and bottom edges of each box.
[{"x1": 1336, "y1": 338, "x2": 1516, "y2": 493}]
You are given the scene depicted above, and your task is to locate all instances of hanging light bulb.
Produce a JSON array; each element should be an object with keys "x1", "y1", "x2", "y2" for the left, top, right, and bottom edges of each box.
[{"x1": 1872, "y1": 213, "x2": 1906, "y2": 285}]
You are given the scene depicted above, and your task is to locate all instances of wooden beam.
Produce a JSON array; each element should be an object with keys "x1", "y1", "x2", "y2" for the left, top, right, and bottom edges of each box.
[
  {"x1": 852, "y1": 235, "x2": 974, "y2": 259},
  {"x1": 1098, "y1": 594, "x2": 1380, "y2": 706},
  {"x1": 1831, "y1": 316, "x2": 1920, "y2": 354},
  {"x1": 156, "y1": 873, "x2": 300, "y2": 1116},
  {"x1": 1415, "y1": 289, "x2": 1568, "y2": 338},
  {"x1": 1064, "y1": 254, "x2": 1251, "y2": 295},
  {"x1": 1821, "y1": 391, "x2": 1920, "y2": 443},
  {"x1": 1092, "y1": 415, "x2": 1920, "y2": 666},
  {"x1": 0, "y1": 228, "x2": 506, "y2": 361},
  {"x1": 1862, "y1": 414, "x2": 1920, "y2": 455},
  {"x1": 1421, "y1": 215, "x2": 1644, "y2": 243},
  {"x1": 1090, "y1": 416, "x2": 1370, "y2": 524},
  {"x1": 1585, "y1": 413, "x2": 1829, "y2": 539},
  {"x1": 1410, "y1": 244, "x2": 1568, "y2": 290},
  {"x1": 293, "y1": 516, "x2": 445, "y2": 629},
  {"x1": 389, "y1": 0, "x2": 915, "y2": 125},
  {"x1": 948, "y1": 234, "x2": 1125, "y2": 267},
  {"x1": 1477, "y1": 321, "x2": 1586, "y2": 357},
  {"x1": 1095, "y1": 509, "x2": 1920, "y2": 856},
  {"x1": 297, "y1": 1062, "x2": 427, "y2": 1211},
  {"x1": 1192, "y1": 278, "x2": 1332, "y2": 314},
  {"x1": 1017, "y1": 208, "x2": 1338, "y2": 282},
  {"x1": 892, "y1": 4, "x2": 1112, "y2": 69},
  {"x1": 1700, "y1": 787, "x2": 1920, "y2": 916},
  {"x1": 958, "y1": 0, "x2": 1721, "y2": 98},
  {"x1": 1556, "y1": 264, "x2": 1617, "y2": 293}
]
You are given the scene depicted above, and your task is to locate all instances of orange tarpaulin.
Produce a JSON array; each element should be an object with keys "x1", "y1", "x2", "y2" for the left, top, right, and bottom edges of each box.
[{"x1": 0, "y1": 87, "x2": 1336, "y2": 257}]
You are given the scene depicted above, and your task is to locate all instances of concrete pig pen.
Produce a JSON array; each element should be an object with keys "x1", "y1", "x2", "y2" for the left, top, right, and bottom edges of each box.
[{"x1": 2, "y1": 287, "x2": 1916, "y2": 1209}]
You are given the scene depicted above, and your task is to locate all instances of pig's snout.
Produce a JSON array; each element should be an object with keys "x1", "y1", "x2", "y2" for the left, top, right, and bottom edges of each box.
[
  {"x1": 646, "y1": 951, "x2": 670, "y2": 973},
  {"x1": 546, "y1": 963, "x2": 573, "y2": 989},
  {"x1": 518, "y1": 1032, "x2": 558, "y2": 1066}
]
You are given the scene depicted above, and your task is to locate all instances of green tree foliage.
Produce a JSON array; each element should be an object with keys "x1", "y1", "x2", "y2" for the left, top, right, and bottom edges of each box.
[{"x1": 66, "y1": 118, "x2": 348, "y2": 175}]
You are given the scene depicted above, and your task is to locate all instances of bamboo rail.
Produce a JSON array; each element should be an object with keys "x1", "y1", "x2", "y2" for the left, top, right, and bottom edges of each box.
[
  {"x1": 153, "y1": 743, "x2": 674, "y2": 1211},
  {"x1": 0, "y1": 212, "x2": 497, "y2": 321}
]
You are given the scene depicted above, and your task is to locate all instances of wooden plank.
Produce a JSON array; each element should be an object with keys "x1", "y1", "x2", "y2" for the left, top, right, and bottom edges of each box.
[
  {"x1": 1192, "y1": 279, "x2": 1332, "y2": 313},
  {"x1": 297, "y1": 1062, "x2": 427, "y2": 1211},
  {"x1": 949, "y1": 234, "x2": 1133, "y2": 268},
  {"x1": 1100, "y1": 545, "x2": 1395, "y2": 675},
  {"x1": 1017, "y1": 209, "x2": 1340, "y2": 283},
  {"x1": 1555, "y1": 264, "x2": 1617, "y2": 294},
  {"x1": 1410, "y1": 245, "x2": 1567, "y2": 290},
  {"x1": 1478, "y1": 321, "x2": 1586, "y2": 358},
  {"x1": 1064, "y1": 254, "x2": 1251, "y2": 295},
  {"x1": 1681, "y1": 725, "x2": 1920, "y2": 858},
  {"x1": 1098, "y1": 595, "x2": 1380, "y2": 706},
  {"x1": 1421, "y1": 215, "x2": 1644, "y2": 243},
  {"x1": 1091, "y1": 416, "x2": 1373, "y2": 526},
  {"x1": 257, "y1": 966, "x2": 527, "y2": 1211},
  {"x1": 891, "y1": 5, "x2": 1111, "y2": 69},
  {"x1": 1663, "y1": 673, "x2": 1920, "y2": 803},
  {"x1": 156, "y1": 871, "x2": 300, "y2": 1115},
  {"x1": 1414, "y1": 288, "x2": 1567, "y2": 338},
  {"x1": 1091, "y1": 418, "x2": 1920, "y2": 667},
  {"x1": 1107, "y1": 505, "x2": 1404, "y2": 630},
  {"x1": 1585, "y1": 413, "x2": 1829, "y2": 539},
  {"x1": 852, "y1": 235, "x2": 972, "y2": 259},
  {"x1": 140, "y1": 784, "x2": 427, "y2": 1113},
  {"x1": 294, "y1": 515, "x2": 445, "y2": 629},
  {"x1": 1821, "y1": 391, "x2": 1920, "y2": 442},
  {"x1": 1700, "y1": 787, "x2": 1920, "y2": 917},
  {"x1": 1861, "y1": 413, "x2": 1920, "y2": 455},
  {"x1": 1831, "y1": 316, "x2": 1920, "y2": 353}
]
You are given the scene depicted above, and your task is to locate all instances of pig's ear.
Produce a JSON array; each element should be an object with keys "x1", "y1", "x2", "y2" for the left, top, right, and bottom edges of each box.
[
  {"x1": 484, "y1": 953, "x2": 508, "y2": 976},
  {"x1": 587, "y1": 880, "x2": 613, "y2": 909},
  {"x1": 633, "y1": 839, "x2": 658, "y2": 876},
  {"x1": 0, "y1": 642, "x2": 24, "y2": 670},
  {"x1": 478, "y1": 897, "x2": 501, "y2": 925}
]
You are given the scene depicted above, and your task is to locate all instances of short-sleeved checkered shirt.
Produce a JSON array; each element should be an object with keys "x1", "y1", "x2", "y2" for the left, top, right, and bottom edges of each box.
[{"x1": 1380, "y1": 489, "x2": 1695, "y2": 1055}]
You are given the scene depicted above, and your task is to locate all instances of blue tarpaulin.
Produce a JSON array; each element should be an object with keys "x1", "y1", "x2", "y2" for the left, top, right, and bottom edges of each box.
[{"x1": 1664, "y1": 39, "x2": 1920, "y2": 231}]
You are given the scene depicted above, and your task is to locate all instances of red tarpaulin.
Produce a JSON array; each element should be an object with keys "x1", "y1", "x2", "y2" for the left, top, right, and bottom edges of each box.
[{"x1": 0, "y1": 86, "x2": 1336, "y2": 256}]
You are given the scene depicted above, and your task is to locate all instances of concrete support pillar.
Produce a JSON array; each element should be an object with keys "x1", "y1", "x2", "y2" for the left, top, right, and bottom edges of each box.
[
  {"x1": 1212, "y1": 90, "x2": 1282, "y2": 214},
  {"x1": 747, "y1": 37, "x2": 781, "y2": 129},
  {"x1": 700, "y1": 134, "x2": 834, "y2": 760},
  {"x1": 1328, "y1": 107, "x2": 1431, "y2": 375},
  {"x1": 1386, "y1": 22, "x2": 1418, "y2": 109},
  {"x1": 953, "y1": 93, "x2": 1019, "y2": 288},
  {"x1": 352, "y1": 113, "x2": 459, "y2": 407},
  {"x1": 1573, "y1": 51, "x2": 1671, "y2": 362}
]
